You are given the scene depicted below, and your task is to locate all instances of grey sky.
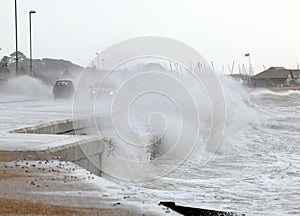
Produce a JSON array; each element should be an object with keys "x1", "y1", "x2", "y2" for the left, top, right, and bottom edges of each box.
[{"x1": 0, "y1": 0, "x2": 299, "y2": 73}]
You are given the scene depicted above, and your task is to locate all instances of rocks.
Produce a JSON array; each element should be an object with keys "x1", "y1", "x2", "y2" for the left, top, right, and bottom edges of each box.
[{"x1": 113, "y1": 202, "x2": 121, "y2": 206}]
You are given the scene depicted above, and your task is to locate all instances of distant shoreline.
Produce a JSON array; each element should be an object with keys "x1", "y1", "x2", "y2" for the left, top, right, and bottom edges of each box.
[{"x1": 251, "y1": 86, "x2": 300, "y2": 92}]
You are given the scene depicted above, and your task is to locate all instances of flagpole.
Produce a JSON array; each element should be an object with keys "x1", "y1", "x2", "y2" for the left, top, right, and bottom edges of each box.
[
  {"x1": 248, "y1": 55, "x2": 251, "y2": 75},
  {"x1": 248, "y1": 54, "x2": 252, "y2": 86}
]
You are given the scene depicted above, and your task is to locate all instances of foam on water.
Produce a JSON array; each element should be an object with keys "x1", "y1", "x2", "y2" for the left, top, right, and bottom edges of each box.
[
  {"x1": 99, "y1": 72, "x2": 300, "y2": 215},
  {"x1": 250, "y1": 89, "x2": 300, "y2": 97}
]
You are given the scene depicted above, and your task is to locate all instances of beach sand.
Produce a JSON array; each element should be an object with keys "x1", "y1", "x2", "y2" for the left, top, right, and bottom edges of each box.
[{"x1": 0, "y1": 155, "x2": 175, "y2": 216}]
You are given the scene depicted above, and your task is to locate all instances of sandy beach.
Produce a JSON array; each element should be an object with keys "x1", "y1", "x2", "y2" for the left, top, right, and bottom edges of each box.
[{"x1": 0, "y1": 155, "x2": 175, "y2": 215}]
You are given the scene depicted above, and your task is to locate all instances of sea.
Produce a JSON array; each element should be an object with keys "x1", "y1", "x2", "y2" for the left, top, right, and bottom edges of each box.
[{"x1": 100, "y1": 84, "x2": 300, "y2": 216}]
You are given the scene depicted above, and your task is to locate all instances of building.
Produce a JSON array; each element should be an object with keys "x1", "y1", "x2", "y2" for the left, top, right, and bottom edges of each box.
[{"x1": 251, "y1": 67, "x2": 300, "y2": 87}]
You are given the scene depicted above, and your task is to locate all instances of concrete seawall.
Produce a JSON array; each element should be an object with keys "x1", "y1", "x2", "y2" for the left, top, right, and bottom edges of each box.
[
  {"x1": 10, "y1": 117, "x2": 96, "y2": 135},
  {"x1": 46, "y1": 135, "x2": 106, "y2": 176},
  {"x1": 2, "y1": 117, "x2": 108, "y2": 176}
]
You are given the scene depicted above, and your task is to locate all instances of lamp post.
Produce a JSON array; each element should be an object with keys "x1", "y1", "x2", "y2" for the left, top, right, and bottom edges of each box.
[
  {"x1": 29, "y1": 10, "x2": 36, "y2": 76},
  {"x1": 14, "y1": 0, "x2": 18, "y2": 75},
  {"x1": 244, "y1": 53, "x2": 252, "y2": 85},
  {"x1": 96, "y1": 52, "x2": 100, "y2": 70},
  {"x1": 101, "y1": 59, "x2": 105, "y2": 71}
]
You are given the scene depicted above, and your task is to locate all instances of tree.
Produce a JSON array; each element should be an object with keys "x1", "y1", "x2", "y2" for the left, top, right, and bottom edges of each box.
[
  {"x1": 0, "y1": 56, "x2": 11, "y2": 74},
  {"x1": 0, "y1": 56, "x2": 10, "y2": 68},
  {"x1": 10, "y1": 51, "x2": 27, "y2": 62}
]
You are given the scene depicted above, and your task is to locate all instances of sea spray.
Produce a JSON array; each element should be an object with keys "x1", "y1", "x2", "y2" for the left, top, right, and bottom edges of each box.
[
  {"x1": 90, "y1": 67, "x2": 262, "y2": 180},
  {"x1": 1, "y1": 75, "x2": 52, "y2": 99}
]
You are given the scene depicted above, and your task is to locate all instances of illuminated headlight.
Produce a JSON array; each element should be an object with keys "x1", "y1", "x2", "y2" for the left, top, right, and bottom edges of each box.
[
  {"x1": 109, "y1": 91, "x2": 114, "y2": 95},
  {"x1": 92, "y1": 91, "x2": 96, "y2": 95}
]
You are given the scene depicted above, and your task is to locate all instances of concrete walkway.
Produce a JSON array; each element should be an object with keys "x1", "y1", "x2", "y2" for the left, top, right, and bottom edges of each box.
[{"x1": 0, "y1": 96, "x2": 72, "y2": 133}]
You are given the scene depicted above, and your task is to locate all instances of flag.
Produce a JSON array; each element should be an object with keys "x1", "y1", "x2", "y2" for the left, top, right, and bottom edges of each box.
[{"x1": 244, "y1": 53, "x2": 250, "y2": 57}]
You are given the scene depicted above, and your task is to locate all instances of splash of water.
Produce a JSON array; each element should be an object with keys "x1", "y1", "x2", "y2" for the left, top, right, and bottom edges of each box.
[{"x1": 1, "y1": 76, "x2": 52, "y2": 99}]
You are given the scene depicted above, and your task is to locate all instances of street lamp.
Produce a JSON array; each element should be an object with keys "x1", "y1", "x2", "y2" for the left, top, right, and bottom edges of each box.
[
  {"x1": 14, "y1": 0, "x2": 18, "y2": 75},
  {"x1": 96, "y1": 52, "x2": 100, "y2": 70},
  {"x1": 29, "y1": 10, "x2": 36, "y2": 76},
  {"x1": 101, "y1": 59, "x2": 105, "y2": 71}
]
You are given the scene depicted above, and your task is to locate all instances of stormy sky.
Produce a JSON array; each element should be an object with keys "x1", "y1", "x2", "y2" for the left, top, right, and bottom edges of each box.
[{"x1": 0, "y1": 0, "x2": 299, "y2": 73}]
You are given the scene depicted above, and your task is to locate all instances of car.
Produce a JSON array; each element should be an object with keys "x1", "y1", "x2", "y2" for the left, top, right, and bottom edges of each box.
[
  {"x1": 53, "y1": 80, "x2": 74, "y2": 99},
  {"x1": 89, "y1": 82, "x2": 114, "y2": 100}
]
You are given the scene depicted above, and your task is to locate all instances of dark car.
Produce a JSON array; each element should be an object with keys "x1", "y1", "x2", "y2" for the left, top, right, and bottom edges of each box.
[{"x1": 53, "y1": 80, "x2": 74, "y2": 99}]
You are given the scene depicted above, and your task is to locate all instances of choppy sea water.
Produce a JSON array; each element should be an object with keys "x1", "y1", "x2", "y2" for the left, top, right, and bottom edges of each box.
[{"x1": 108, "y1": 89, "x2": 300, "y2": 216}]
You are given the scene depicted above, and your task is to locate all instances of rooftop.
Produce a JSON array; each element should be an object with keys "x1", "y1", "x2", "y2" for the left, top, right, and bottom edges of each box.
[{"x1": 253, "y1": 67, "x2": 300, "y2": 79}]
